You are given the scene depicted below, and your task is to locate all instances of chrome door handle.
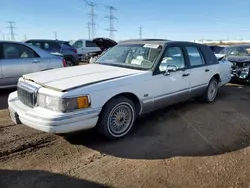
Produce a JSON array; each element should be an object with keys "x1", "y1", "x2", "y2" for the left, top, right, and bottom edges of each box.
[{"x1": 32, "y1": 60, "x2": 40, "y2": 63}]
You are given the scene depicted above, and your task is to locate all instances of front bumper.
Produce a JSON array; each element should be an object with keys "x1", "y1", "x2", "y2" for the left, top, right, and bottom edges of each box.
[{"x1": 8, "y1": 91, "x2": 101, "y2": 134}]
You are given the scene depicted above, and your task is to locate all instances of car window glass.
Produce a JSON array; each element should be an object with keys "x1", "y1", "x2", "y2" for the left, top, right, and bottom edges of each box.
[
  {"x1": 86, "y1": 41, "x2": 98, "y2": 47},
  {"x1": 72, "y1": 41, "x2": 83, "y2": 48},
  {"x1": 186, "y1": 46, "x2": 205, "y2": 67},
  {"x1": 159, "y1": 47, "x2": 185, "y2": 72},
  {"x1": 44, "y1": 42, "x2": 60, "y2": 50},
  {"x1": 3, "y1": 43, "x2": 37, "y2": 59}
]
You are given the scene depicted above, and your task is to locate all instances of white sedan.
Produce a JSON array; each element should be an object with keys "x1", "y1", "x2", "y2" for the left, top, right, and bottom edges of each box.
[{"x1": 8, "y1": 39, "x2": 232, "y2": 140}]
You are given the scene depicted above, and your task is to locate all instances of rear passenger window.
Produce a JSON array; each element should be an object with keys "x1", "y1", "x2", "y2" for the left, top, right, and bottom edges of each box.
[
  {"x1": 3, "y1": 43, "x2": 38, "y2": 59},
  {"x1": 44, "y1": 42, "x2": 61, "y2": 50},
  {"x1": 86, "y1": 41, "x2": 98, "y2": 47},
  {"x1": 186, "y1": 47, "x2": 205, "y2": 67}
]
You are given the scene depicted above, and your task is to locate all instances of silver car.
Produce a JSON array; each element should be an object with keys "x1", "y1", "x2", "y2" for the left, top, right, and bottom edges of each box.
[{"x1": 0, "y1": 41, "x2": 66, "y2": 89}]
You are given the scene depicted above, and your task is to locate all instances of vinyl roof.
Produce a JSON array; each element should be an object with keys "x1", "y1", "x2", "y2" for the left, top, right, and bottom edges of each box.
[{"x1": 118, "y1": 39, "x2": 171, "y2": 45}]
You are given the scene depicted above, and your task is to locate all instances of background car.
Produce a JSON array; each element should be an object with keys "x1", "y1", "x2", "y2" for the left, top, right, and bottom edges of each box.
[
  {"x1": 0, "y1": 41, "x2": 67, "y2": 89},
  {"x1": 208, "y1": 45, "x2": 225, "y2": 53},
  {"x1": 219, "y1": 44, "x2": 250, "y2": 83},
  {"x1": 25, "y1": 39, "x2": 79, "y2": 66},
  {"x1": 86, "y1": 38, "x2": 117, "y2": 63},
  {"x1": 71, "y1": 39, "x2": 101, "y2": 61}
]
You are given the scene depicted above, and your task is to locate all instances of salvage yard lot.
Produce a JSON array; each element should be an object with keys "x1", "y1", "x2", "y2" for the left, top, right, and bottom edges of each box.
[{"x1": 0, "y1": 84, "x2": 250, "y2": 188}]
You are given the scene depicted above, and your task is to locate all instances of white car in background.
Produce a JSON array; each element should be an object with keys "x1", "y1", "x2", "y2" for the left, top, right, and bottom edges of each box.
[
  {"x1": 8, "y1": 39, "x2": 231, "y2": 140},
  {"x1": 71, "y1": 39, "x2": 101, "y2": 61}
]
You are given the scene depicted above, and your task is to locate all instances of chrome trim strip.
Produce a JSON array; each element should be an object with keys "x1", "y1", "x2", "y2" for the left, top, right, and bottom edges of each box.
[{"x1": 25, "y1": 108, "x2": 102, "y2": 122}]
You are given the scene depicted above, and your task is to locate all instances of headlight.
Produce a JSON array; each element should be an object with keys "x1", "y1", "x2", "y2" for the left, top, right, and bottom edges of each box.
[{"x1": 38, "y1": 94, "x2": 91, "y2": 112}]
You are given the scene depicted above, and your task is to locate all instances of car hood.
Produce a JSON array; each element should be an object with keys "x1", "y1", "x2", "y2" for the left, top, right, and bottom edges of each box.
[
  {"x1": 22, "y1": 64, "x2": 143, "y2": 92},
  {"x1": 227, "y1": 56, "x2": 250, "y2": 63}
]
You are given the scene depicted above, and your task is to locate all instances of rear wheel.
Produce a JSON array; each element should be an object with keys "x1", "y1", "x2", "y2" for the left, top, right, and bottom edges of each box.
[
  {"x1": 202, "y1": 78, "x2": 218, "y2": 103},
  {"x1": 97, "y1": 96, "x2": 136, "y2": 140},
  {"x1": 65, "y1": 58, "x2": 74, "y2": 66}
]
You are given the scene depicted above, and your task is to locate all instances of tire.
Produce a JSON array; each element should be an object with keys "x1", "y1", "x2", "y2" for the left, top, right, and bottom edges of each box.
[
  {"x1": 202, "y1": 77, "x2": 218, "y2": 103},
  {"x1": 97, "y1": 96, "x2": 136, "y2": 140},
  {"x1": 65, "y1": 58, "x2": 74, "y2": 66}
]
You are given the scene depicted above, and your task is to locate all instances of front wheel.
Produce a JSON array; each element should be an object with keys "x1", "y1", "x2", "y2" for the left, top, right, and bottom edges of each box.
[
  {"x1": 202, "y1": 78, "x2": 218, "y2": 103},
  {"x1": 97, "y1": 96, "x2": 136, "y2": 140}
]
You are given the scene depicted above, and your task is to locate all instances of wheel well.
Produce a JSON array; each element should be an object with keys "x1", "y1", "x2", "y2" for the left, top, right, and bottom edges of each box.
[
  {"x1": 105, "y1": 93, "x2": 142, "y2": 115},
  {"x1": 212, "y1": 74, "x2": 221, "y2": 83}
]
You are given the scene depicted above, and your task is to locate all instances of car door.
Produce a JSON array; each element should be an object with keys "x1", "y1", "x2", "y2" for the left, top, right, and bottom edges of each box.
[
  {"x1": 72, "y1": 40, "x2": 84, "y2": 54},
  {"x1": 1, "y1": 42, "x2": 42, "y2": 86},
  {"x1": 185, "y1": 46, "x2": 211, "y2": 97},
  {"x1": 148, "y1": 45, "x2": 191, "y2": 111}
]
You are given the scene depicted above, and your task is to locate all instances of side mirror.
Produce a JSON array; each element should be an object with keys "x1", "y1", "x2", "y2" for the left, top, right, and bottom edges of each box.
[{"x1": 164, "y1": 65, "x2": 177, "y2": 76}]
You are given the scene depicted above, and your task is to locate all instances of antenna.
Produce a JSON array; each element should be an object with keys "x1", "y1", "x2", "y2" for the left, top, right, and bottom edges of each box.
[
  {"x1": 7, "y1": 21, "x2": 17, "y2": 41},
  {"x1": 84, "y1": 0, "x2": 97, "y2": 39},
  {"x1": 105, "y1": 5, "x2": 117, "y2": 39}
]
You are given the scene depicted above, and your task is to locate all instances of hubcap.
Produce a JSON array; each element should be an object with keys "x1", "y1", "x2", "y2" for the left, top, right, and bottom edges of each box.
[
  {"x1": 208, "y1": 81, "x2": 217, "y2": 101},
  {"x1": 108, "y1": 104, "x2": 133, "y2": 136}
]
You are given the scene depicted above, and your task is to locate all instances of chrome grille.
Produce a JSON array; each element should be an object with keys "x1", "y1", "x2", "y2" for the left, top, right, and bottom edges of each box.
[{"x1": 17, "y1": 82, "x2": 38, "y2": 108}]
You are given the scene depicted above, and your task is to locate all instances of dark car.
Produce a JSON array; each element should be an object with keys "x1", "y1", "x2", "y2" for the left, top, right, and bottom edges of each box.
[
  {"x1": 208, "y1": 45, "x2": 225, "y2": 53},
  {"x1": 25, "y1": 39, "x2": 79, "y2": 66},
  {"x1": 85, "y1": 38, "x2": 117, "y2": 63},
  {"x1": 219, "y1": 44, "x2": 250, "y2": 83}
]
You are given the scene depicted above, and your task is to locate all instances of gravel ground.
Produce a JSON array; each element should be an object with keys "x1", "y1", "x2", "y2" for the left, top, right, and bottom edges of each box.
[{"x1": 0, "y1": 83, "x2": 250, "y2": 188}]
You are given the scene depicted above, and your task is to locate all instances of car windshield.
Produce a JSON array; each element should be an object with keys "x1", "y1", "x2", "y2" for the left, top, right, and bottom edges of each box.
[
  {"x1": 96, "y1": 44, "x2": 163, "y2": 70},
  {"x1": 219, "y1": 46, "x2": 250, "y2": 56}
]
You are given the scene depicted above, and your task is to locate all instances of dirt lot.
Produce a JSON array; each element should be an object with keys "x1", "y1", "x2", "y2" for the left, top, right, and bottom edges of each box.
[{"x1": 0, "y1": 84, "x2": 250, "y2": 188}]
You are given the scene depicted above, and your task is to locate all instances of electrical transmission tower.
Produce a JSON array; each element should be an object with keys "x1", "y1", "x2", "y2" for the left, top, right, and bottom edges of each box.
[
  {"x1": 54, "y1": 31, "x2": 58, "y2": 39},
  {"x1": 7, "y1": 21, "x2": 17, "y2": 41},
  {"x1": 139, "y1": 25, "x2": 142, "y2": 39},
  {"x1": 105, "y1": 6, "x2": 117, "y2": 39},
  {"x1": 84, "y1": 0, "x2": 97, "y2": 39},
  {"x1": 87, "y1": 22, "x2": 91, "y2": 39}
]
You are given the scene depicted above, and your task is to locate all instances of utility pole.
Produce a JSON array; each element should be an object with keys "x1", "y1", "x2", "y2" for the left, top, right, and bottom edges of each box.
[
  {"x1": 87, "y1": 22, "x2": 91, "y2": 40},
  {"x1": 24, "y1": 34, "x2": 27, "y2": 41},
  {"x1": 84, "y1": 0, "x2": 97, "y2": 39},
  {"x1": 7, "y1": 21, "x2": 17, "y2": 41},
  {"x1": 139, "y1": 25, "x2": 142, "y2": 39},
  {"x1": 54, "y1": 31, "x2": 58, "y2": 39},
  {"x1": 2, "y1": 34, "x2": 5, "y2": 40},
  {"x1": 105, "y1": 6, "x2": 117, "y2": 39}
]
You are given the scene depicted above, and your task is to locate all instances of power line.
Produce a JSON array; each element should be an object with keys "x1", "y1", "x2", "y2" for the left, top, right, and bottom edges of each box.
[
  {"x1": 105, "y1": 5, "x2": 117, "y2": 39},
  {"x1": 139, "y1": 25, "x2": 142, "y2": 39},
  {"x1": 84, "y1": 0, "x2": 97, "y2": 39},
  {"x1": 6, "y1": 21, "x2": 17, "y2": 41}
]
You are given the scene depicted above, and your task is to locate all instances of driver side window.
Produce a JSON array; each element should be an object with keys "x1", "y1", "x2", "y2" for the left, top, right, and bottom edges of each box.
[{"x1": 159, "y1": 47, "x2": 185, "y2": 72}]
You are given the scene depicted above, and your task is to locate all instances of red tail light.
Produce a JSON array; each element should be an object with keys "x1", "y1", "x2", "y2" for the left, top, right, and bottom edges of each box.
[
  {"x1": 72, "y1": 48, "x2": 77, "y2": 54},
  {"x1": 62, "y1": 59, "x2": 67, "y2": 67}
]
